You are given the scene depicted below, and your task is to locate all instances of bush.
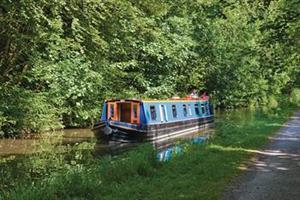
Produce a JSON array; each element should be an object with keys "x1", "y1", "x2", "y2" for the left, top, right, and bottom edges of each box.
[
  {"x1": 0, "y1": 87, "x2": 63, "y2": 137},
  {"x1": 21, "y1": 92, "x2": 63, "y2": 134},
  {"x1": 0, "y1": 111, "x2": 6, "y2": 137},
  {"x1": 268, "y1": 96, "x2": 279, "y2": 109},
  {"x1": 290, "y1": 88, "x2": 300, "y2": 106}
]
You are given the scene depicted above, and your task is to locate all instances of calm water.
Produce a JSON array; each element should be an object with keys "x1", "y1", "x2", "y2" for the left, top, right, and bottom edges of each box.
[
  {"x1": 0, "y1": 129, "x2": 95, "y2": 156},
  {"x1": 0, "y1": 125, "x2": 214, "y2": 191}
]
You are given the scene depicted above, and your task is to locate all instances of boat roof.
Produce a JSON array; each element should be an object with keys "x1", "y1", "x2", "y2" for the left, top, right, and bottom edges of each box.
[{"x1": 106, "y1": 97, "x2": 208, "y2": 103}]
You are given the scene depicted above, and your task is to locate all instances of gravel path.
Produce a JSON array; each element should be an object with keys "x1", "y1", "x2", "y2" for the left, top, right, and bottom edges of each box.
[{"x1": 223, "y1": 110, "x2": 300, "y2": 200}]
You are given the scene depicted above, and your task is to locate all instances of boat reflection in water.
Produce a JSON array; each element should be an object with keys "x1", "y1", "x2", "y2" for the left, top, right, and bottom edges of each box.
[
  {"x1": 93, "y1": 123, "x2": 214, "y2": 158},
  {"x1": 93, "y1": 96, "x2": 214, "y2": 158}
]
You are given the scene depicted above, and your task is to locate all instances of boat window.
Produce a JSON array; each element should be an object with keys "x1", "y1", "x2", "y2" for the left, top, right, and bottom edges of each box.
[
  {"x1": 195, "y1": 103, "x2": 200, "y2": 115},
  {"x1": 206, "y1": 104, "x2": 210, "y2": 115},
  {"x1": 160, "y1": 105, "x2": 167, "y2": 122},
  {"x1": 201, "y1": 104, "x2": 206, "y2": 114},
  {"x1": 183, "y1": 104, "x2": 187, "y2": 117},
  {"x1": 188, "y1": 104, "x2": 192, "y2": 116},
  {"x1": 150, "y1": 106, "x2": 157, "y2": 120},
  {"x1": 110, "y1": 104, "x2": 114, "y2": 118},
  {"x1": 172, "y1": 105, "x2": 177, "y2": 118},
  {"x1": 133, "y1": 104, "x2": 138, "y2": 118}
]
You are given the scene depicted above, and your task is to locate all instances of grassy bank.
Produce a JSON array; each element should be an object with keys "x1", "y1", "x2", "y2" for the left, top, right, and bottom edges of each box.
[{"x1": 1, "y1": 102, "x2": 298, "y2": 200}]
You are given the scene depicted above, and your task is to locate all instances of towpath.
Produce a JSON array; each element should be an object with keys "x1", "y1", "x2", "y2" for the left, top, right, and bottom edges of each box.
[{"x1": 223, "y1": 110, "x2": 300, "y2": 200}]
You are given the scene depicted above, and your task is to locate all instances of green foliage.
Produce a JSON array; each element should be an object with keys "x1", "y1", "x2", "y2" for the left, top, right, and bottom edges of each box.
[
  {"x1": 0, "y1": 87, "x2": 62, "y2": 136},
  {"x1": 0, "y1": 112, "x2": 5, "y2": 137},
  {"x1": 290, "y1": 88, "x2": 300, "y2": 106},
  {"x1": 268, "y1": 95, "x2": 279, "y2": 108},
  {"x1": 0, "y1": 0, "x2": 299, "y2": 135},
  {"x1": 31, "y1": 57, "x2": 104, "y2": 127}
]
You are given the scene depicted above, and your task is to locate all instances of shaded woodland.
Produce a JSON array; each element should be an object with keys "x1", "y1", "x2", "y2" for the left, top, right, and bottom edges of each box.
[{"x1": 0, "y1": 0, "x2": 299, "y2": 135}]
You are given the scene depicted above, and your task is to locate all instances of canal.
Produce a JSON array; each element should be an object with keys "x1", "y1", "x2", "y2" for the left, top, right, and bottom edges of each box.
[{"x1": 0, "y1": 120, "x2": 213, "y2": 192}]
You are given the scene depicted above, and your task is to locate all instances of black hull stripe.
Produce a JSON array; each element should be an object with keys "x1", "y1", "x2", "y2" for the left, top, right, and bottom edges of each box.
[
  {"x1": 101, "y1": 117, "x2": 213, "y2": 133},
  {"x1": 93, "y1": 117, "x2": 214, "y2": 142}
]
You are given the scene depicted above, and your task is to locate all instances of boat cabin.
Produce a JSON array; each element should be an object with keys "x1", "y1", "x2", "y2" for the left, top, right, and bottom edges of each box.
[
  {"x1": 103, "y1": 99, "x2": 141, "y2": 124},
  {"x1": 100, "y1": 98, "x2": 212, "y2": 126}
]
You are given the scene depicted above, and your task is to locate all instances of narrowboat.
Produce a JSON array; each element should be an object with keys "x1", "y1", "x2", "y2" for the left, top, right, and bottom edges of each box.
[{"x1": 92, "y1": 97, "x2": 214, "y2": 142}]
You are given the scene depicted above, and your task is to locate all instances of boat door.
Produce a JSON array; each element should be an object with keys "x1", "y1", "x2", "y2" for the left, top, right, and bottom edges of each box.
[
  {"x1": 160, "y1": 105, "x2": 168, "y2": 122},
  {"x1": 107, "y1": 102, "x2": 118, "y2": 121},
  {"x1": 131, "y1": 102, "x2": 140, "y2": 124}
]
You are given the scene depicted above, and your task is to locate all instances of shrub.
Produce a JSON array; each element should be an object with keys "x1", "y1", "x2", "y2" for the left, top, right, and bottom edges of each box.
[
  {"x1": 290, "y1": 88, "x2": 300, "y2": 106},
  {"x1": 0, "y1": 111, "x2": 6, "y2": 137},
  {"x1": 0, "y1": 87, "x2": 63, "y2": 137},
  {"x1": 268, "y1": 96, "x2": 278, "y2": 108}
]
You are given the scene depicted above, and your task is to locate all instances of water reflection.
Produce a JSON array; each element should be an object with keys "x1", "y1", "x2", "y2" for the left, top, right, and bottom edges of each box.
[
  {"x1": 0, "y1": 126, "x2": 214, "y2": 191},
  {"x1": 0, "y1": 129, "x2": 95, "y2": 156},
  {"x1": 0, "y1": 125, "x2": 215, "y2": 157},
  {"x1": 59, "y1": 129, "x2": 95, "y2": 145},
  {"x1": 93, "y1": 125, "x2": 214, "y2": 156},
  {"x1": 0, "y1": 138, "x2": 39, "y2": 155}
]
